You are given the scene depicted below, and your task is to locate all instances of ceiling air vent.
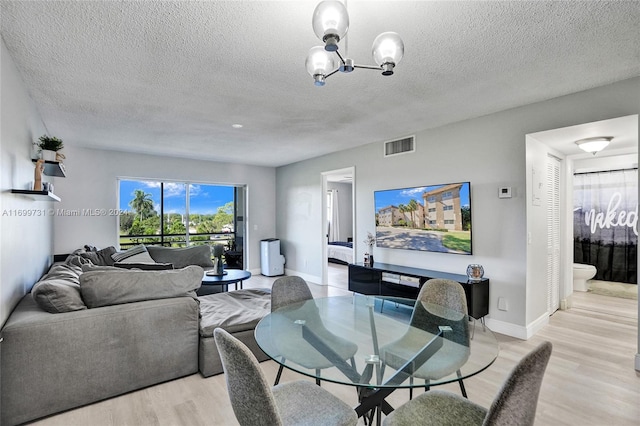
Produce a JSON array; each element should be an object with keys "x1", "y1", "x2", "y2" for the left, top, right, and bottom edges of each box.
[{"x1": 384, "y1": 136, "x2": 415, "y2": 157}]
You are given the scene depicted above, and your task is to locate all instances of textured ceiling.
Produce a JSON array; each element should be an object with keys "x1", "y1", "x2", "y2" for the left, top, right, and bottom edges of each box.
[{"x1": 1, "y1": 1, "x2": 639, "y2": 167}]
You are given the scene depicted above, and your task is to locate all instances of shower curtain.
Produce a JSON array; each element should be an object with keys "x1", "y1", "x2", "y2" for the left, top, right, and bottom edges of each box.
[{"x1": 573, "y1": 168, "x2": 637, "y2": 284}]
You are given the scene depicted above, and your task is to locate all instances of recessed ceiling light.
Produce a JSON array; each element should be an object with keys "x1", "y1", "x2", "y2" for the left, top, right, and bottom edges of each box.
[{"x1": 232, "y1": 124, "x2": 243, "y2": 129}]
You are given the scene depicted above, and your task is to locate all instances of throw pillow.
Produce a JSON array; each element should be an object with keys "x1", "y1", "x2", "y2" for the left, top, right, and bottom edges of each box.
[
  {"x1": 65, "y1": 254, "x2": 93, "y2": 269},
  {"x1": 81, "y1": 264, "x2": 120, "y2": 273},
  {"x1": 111, "y1": 244, "x2": 155, "y2": 264},
  {"x1": 79, "y1": 246, "x2": 117, "y2": 266},
  {"x1": 79, "y1": 265, "x2": 204, "y2": 308},
  {"x1": 147, "y1": 245, "x2": 214, "y2": 269},
  {"x1": 32, "y1": 263, "x2": 87, "y2": 313}
]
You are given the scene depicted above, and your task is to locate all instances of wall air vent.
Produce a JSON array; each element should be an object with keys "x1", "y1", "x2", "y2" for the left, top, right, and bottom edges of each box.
[{"x1": 384, "y1": 135, "x2": 415, "y2": 157}]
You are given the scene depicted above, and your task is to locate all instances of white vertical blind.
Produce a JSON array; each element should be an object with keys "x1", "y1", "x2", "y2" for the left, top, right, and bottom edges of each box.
[{"x1": 546, "y1": 155, "x2": 561, "y2": 314}]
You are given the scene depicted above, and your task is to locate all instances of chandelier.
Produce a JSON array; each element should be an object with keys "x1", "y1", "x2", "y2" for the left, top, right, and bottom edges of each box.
[{"x1": 305, "y1": 1, "x2": 405, "y2": 86}]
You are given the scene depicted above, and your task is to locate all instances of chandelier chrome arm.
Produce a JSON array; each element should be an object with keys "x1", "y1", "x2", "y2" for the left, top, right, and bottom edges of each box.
[{"x1": 354, "y1": 64, "x2": 387, "y2": 71}]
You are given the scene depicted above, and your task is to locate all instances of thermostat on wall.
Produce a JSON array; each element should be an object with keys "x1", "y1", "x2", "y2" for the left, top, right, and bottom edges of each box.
[{"x1": 499, "y1": 187, "x2": 512, "y2": 198}]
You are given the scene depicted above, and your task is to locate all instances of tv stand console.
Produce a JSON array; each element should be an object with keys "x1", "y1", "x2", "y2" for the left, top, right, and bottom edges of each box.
[{"x1": 348, "y1": 262, "x2": 489, "y2": 319}]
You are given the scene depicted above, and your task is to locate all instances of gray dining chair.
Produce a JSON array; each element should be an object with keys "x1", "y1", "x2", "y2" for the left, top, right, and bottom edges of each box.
[
  {"x1": 214, "y1": 328, "x2": 358, "y2": 426},
  {"x1": 379, "y1": 278, "x2": 470, "y2": 399},
  {"x1": 383, "y1": 341, "x2": 553, "y2": 426},
  {"x1": 270, "y1": 276, "x2": 358, "y2": 386}
]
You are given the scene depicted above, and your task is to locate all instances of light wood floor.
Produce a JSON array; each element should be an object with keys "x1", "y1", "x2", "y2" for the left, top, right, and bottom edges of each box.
[{"x1": 28, "y1": 265, "x2": 639, "y2": 426}]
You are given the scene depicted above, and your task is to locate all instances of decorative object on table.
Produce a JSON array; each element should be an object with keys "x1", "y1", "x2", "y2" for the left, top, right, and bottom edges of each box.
[
  {"x1": 210, "y1": 243, "x2": 225, "y2": 276},
  {"x1": 466, "y1": 264, "x2": 484, "y2": 281},
  {"x1": 37, "y1": 135, "x2": 64, "y2": 162},
  {"x1": 363, "y1": 232, "x2": 376, "y2": 266},
  {"x1": 33, "y1": 159, "x2": 45, "y2": 191}
]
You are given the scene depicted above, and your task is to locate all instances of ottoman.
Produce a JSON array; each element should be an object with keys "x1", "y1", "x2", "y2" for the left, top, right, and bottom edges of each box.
[{"x1": 198, "y1": 288, "x2": 272, "y2": 377}]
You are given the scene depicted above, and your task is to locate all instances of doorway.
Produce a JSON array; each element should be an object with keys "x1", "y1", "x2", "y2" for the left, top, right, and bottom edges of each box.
[
  {"x1": 526, "y1": 115, "x2": 638, "y2": 321},
  {"x1": 321, "y1": 167, "x2": 355, "y2": 286}
]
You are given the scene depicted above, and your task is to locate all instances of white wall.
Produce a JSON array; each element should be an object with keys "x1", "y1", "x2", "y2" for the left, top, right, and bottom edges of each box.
[
  {"x1": 0, "y1": 39, "x2": 52, "y2": 327},
  {"x1": 524, "y1": 137, "x2": 568, "y2": 333},
  {"x1": 573, "y1": 152, "x2": 637, "y2": 173},
  {"x1": 53, "y1": 146, "x2": 276, "y2": 272},
  {"x1": 276, "y1": 77, "x2": 640, "y2": 338}
]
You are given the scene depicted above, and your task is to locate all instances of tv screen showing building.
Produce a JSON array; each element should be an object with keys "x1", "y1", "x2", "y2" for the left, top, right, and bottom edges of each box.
[{"x1": 374, "y1": 182, "x2": 472, "y2": 255}]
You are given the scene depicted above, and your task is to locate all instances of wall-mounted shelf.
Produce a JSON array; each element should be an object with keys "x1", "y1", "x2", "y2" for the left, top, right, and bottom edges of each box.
[
  {"x1": 31, "y1": 159, "x2": 66, "y2": 177},
  {"x1": 11, "y1": 189, "x2": 61, "y2": 202}
]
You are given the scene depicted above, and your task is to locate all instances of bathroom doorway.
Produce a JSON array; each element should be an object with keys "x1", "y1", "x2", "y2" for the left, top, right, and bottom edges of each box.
[{"x1": 526, "y1": 115, "x2": 638, "y2": 318}]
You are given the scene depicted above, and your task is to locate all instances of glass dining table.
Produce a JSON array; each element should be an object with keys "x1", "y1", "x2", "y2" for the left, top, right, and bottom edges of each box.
[{"x1": 254, "y1": 294, "x2": 499, "y2": 423}]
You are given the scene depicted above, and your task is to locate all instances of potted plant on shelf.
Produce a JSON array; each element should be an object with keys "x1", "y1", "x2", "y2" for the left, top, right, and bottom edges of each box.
[{"x1": 37, "y1": 135, "x2": 64, "y2": 161}]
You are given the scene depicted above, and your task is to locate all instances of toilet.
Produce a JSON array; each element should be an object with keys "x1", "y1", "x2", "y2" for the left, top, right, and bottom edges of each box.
[{"x1": 573, "y1": 263, "x2": 597, "y2": 292}]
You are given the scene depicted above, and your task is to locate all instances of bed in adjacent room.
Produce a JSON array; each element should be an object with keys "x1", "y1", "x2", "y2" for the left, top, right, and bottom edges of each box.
[{"x1": 327, "y1": 241, "x2": 353, "y2": 265}]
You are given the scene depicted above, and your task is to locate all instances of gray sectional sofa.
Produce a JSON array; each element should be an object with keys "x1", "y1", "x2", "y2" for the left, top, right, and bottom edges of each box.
[{"x1": 0, "y1": 245, "x2": 271, "y2": 425}]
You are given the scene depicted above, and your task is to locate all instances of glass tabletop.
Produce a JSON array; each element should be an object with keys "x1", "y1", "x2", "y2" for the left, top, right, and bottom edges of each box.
[{"x1": 255, "y1": 294, "x2": 499, "y2": 389}]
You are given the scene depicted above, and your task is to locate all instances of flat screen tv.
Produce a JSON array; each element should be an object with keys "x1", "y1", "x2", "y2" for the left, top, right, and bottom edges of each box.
[{"x1": 374, "y1": 182, "x2": 472, "y2": 255}]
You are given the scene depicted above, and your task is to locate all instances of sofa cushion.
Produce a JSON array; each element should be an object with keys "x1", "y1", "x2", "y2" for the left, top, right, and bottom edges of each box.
[
  {"x1": 114, "y1": 262, "x2": 174, "y2": 270},
  {"x1": 79, "y1": 265, "x2": 203, "y2": 308},
  {"x1": 198, "y1": 288, "x2": 271, "y2": 335},
  {"x1": 32, "y1": 263, "x2": 87, "y2": 313},
  {"x1": 147, "y1": 245, "x2": 214, "y2": 269},
  {"x1": 111, "y1": 244, "x2": 156, "y2": 264},
  {"x1": 79, "y1": 246, "x2": 117, "y2": 266}
]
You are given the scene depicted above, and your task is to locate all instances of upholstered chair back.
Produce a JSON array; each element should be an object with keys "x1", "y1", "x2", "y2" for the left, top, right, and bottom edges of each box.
[
  {"x1": 418, "y1": 278, "x2": 468, "y2": 314},
  {"x1": 214, "y1": 328, "x2": 283, "y2": 426},
  {"x1": 271, "y1": 276, "x2": 313, "y2": 312},
  {"x1": 483, "y1": 341, "x2": 553, "y2": 425}
]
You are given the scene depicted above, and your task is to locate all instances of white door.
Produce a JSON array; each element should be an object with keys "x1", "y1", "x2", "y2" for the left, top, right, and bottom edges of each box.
[{"x1": 546, "y1": 155, "x2": 561, "y2": 314}]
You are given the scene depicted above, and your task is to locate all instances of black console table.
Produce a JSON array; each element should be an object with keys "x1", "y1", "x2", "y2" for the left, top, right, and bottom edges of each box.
[{"x1": 348, "y1": 262, "x2": 489, "y2": 319}]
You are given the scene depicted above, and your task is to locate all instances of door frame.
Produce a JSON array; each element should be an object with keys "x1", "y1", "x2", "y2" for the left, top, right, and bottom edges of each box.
[{"x1": 321, "y1": 167, "x2": 355, "y2": 285}]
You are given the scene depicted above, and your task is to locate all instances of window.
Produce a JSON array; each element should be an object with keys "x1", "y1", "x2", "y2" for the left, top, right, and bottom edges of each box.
[
  {"x1": 118, "y1": 179, "x2": 238, "y2": 250},
  {"x1": 427, "y1": 196, "x2": 436, "y2": 202},
  {"x1": 444, "y1": 219, "x2": 454, "y2": 225},
  {"x1": 442, "y1": 191, "x2": 453, "y2": 199},
  {"x1": 443, "y1": 205, "x2": 453, "y2": 211},
  {"x1": 428, "y1": 207, "x2": 436, "y2": 212}
]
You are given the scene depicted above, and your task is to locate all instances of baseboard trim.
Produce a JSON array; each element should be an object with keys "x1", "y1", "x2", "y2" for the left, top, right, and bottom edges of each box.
[
  {"x1": 526, "y1": 312, "x2": 550, "y2": 339},
  {"x1": 283, "y1": 269, "x2": 321, "y2": 285},
  {"x1": 248, "y1": 268, "x2": 320, "y2": 284},
  {"x1": 485, "y1": 318, "x2": 528, "y2": 340},
  {"x1": 485, "y1": 312, "x2": 549, "y2": 340}
]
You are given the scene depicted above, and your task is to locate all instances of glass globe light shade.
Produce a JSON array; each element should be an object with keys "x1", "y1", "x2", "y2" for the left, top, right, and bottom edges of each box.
[
  {"x1": 305, "y1": 46, "x2": 336, "y2": 86},
  {"x1": 372, "y1": 32, "x2": 404, "y2": 74},
  {"x1": 312, "y1": 1, "x2": 349, "y2": 51}
]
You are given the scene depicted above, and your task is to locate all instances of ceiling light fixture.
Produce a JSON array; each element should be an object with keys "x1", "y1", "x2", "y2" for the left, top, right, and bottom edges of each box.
[
  {"x1": 305, "y1": 0, "x2": 404, "y2": 86},
  {"x1": 575, "y1": 137, "x2": 613, "y2": 155}
]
